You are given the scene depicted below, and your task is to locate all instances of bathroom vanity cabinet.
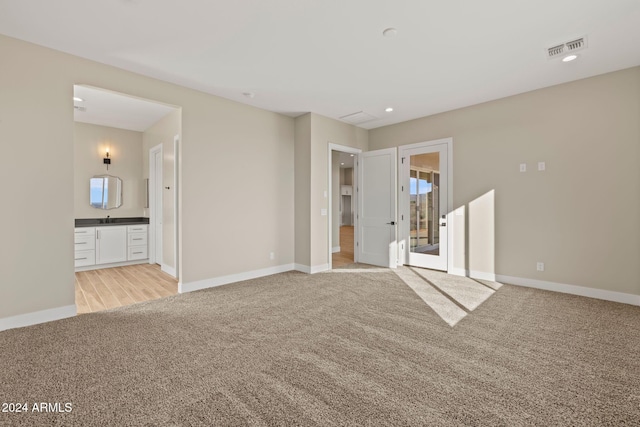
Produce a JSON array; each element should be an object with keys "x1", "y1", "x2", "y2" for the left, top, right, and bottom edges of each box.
[{"x1": 74, "y1": 220, "x2": 149, "y2": 270}]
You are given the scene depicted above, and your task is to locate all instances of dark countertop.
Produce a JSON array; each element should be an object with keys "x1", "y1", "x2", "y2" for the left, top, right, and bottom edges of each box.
[{"x1": 75, "y1": 217, "x2": 149, "y2": 227}]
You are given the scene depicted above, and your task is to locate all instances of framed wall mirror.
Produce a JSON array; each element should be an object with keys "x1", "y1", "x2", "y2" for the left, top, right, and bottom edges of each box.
[{"x1": 90, "y1": 175, "x2": 123, "y2": 209}]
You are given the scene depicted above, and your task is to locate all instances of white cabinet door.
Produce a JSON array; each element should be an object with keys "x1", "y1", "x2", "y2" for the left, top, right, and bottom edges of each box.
[{"x1": 96, "y1": 226, "x2": 127, "y2": 265}]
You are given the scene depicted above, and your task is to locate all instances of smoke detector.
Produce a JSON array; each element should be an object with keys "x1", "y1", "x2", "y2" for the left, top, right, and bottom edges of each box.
[{"x1": 547, "y1": 36, "x2": 587, "y2": 60}]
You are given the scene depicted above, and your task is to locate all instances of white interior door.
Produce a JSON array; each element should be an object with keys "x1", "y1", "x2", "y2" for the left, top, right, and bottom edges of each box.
[
  {"x1": 400, "y1": 140, "x2": 450, "y2": 271},
  {"x1": 357, "y1": 148, "x2": 397, "y2": 267}
]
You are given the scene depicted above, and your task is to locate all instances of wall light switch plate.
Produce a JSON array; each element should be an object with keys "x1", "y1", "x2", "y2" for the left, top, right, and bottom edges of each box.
[
  {"x1": 538, "y1": 162, "x2": 546, "y2": 171},
  {"x1": 537, "y1": 262, "x2": 544, "y2": 272},
  {"x1": 323, "y1": 190, "x2": 327, "y2": 198},
  {"x1": 321, "y1": 209, "x2": 327, "y2": 216},
  {"x1": 520, "y1": 163, "x2": 527, "y2": 172}
]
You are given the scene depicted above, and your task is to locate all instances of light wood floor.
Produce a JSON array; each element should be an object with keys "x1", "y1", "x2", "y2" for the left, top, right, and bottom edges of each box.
[
  {"x1": 332, "y1": 225, "x2": 354, "y2": 268},
  {"x1": 75, "y1": 263, "x2": 178, "y2": 314}
]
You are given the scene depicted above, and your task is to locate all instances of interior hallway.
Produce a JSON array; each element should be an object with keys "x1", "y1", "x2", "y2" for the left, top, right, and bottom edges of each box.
[{"x1": 332, "y1": 226, "x2": 354, "y2": 268}]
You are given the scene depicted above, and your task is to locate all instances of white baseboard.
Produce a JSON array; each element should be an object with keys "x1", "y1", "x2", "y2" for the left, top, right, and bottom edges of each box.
[
  {"x1": 332, "y1": 246, "x2": 341, "y2": 253},
  {"x1": 161, "y1": 264, "x2": 177, "y2": 278},
  {"x1": 0, "y1": 305, "x2": 77, "y2": 332},
  {"x1": 75, "y1": 259, "x2": 148, "y2": 272},
  {"x1": 295, "y1": 264, "x2": 330, "y2": 274},
  {"x1": 294, "y1": 264, "x2": 310, "y2": 274},
  {"x1": 179, "y1": 263, "x2": 295, "y2": 293},
  {"x1": 311, "y1": 264, "x2": 330, "y2": 274},
  {"x1": 469, "y1": 270, "x2": 497, "y2": 281},
  {"x1": 496, "y1": 274, "x2": 640, "y2": 306},
  {"x1": 448, "y1": 267, "x2": 467, "y2": 277}
]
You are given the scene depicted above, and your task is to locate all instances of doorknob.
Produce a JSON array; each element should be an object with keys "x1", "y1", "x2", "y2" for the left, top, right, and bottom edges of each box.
[{"x1": 387, "y1": 221, "x2": 396, "y2": 225}]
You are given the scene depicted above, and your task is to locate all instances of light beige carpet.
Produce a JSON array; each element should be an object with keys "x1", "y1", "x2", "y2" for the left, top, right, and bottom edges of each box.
[{"x1": 1, "y1": 270, "x2": 639, "y2": 426}]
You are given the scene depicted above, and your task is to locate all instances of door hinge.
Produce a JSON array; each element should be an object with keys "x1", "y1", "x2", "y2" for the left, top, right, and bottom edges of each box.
[
  {"x1": 356, "y1": 241, "x2": 359, "y2": 246},
  {"x1": 402, "y1": 157, "x2": 405, "y2": 164},
  {"x1": 402, "y1": 214, "x2": 404, "y2": 220},
  {"x1": 401, "y1": 185, "x2": 404, "y2": 192}
]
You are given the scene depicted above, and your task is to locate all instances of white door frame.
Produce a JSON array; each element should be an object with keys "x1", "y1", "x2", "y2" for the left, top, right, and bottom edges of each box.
[
  {"x1": 173, "y1": 134, "x2": 180, "y2": 280},
  {"x1": 328, "y1": 143, "x2": 361, "y2": 269},
  {"x1": 398, "y1": 137, "x2": 454, "y2": 273},
  {"x1": 149, "y1": 144, "x2": 163, "y2": 266}
]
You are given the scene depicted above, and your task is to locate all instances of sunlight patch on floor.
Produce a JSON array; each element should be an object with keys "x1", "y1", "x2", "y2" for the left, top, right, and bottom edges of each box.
[
  {"x1": 394, "y1": 267, "x2": 467, "y2": 326},
  {"x1": 394, "y1": 266, "x2": 502, "y2": 326}
]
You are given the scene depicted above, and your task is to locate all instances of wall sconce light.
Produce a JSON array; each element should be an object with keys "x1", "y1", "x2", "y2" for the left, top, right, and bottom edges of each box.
[{"x1": 104, "y1": 148, "x2": 111, "y2": 170}]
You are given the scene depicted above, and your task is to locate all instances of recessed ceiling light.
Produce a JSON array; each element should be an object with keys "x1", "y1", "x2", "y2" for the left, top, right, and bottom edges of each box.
[
  {"x1": 562, "y1": 54, "x2": 578, "y2": 62},
  {"x1": 383, "y1": 28, "x2": 398, "y2": 38},
  {"x1": 341, "y1": 162, "x2": 345, "y2": 166},
  {"x1": 242, "y1": 92, "x2": 255, "y2": 98},
  {"x1": 73, "y1": 97, "x2": 84, "y2": 102},
  {"x1": 385, "y1": 107, "x2": 394, "y2": 112}
]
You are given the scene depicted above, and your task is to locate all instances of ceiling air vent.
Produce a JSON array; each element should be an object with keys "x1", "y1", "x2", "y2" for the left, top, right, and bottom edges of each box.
[
  {"x1": 566, "y1": 37, "x2": 586, "y2": 52},
  {"x1": 339, "y1": 111, "x2": 378, "y2": 125},
  {"x1": 547, "y1": 44, "x2": 565, "y2": 59},
  {"x1": 547, "y1": 36, "x2": 587, "y2": 60},
  {"x1": 74, "y1": 105, "x2": 87, "y2": 112}
]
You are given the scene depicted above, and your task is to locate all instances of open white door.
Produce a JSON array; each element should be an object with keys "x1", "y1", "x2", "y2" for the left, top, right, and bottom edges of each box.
[
  {"x1": 399, "y1": 139, "x2": 452, "y2": 271},
  {"x1": 357, "y1": 148, "x2": 397, "y2": 267}
]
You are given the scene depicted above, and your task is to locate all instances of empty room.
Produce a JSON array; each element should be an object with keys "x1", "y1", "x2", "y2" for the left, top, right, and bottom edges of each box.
[{"x1": 1, "y1": 1, "x2": 639, "y2": 425}]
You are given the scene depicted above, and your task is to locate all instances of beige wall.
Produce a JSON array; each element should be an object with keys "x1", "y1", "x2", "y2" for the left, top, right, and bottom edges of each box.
[
  {"x1": 142, "y1": 109, "x2": 181, "y2": 270},
  {"x1": 295, "y1": 113, "x2": 368, "y2": 269},
  {"x1": 0, "y1": 34, "x2": 295, "y2": 320},
  {"x1": 74, "y1": 122, "x2": 144, "y2": 219},
  {"x1": 308, "y1": 114, "x2": 368, "y2": 268},
  {"x1": 331, "y1": 151, "x2": 340, "y2": 249},
  {"x1": 294, "y1": 114, "x2": 312, "y2": 267},
  {"x1": 370, "y1": 67, "x2": 640, "y2": 296}
]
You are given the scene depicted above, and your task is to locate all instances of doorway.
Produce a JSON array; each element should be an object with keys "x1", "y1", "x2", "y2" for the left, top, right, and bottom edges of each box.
[
  {"x1": 328, "y1": 144, "x2": 361, "y2": 269},
  {"x1": 399, "y1": 138, "x2": 453, "y2": 271},
  {"x1": 73, "y1": 85, "x2": 181, "y2": 313}
]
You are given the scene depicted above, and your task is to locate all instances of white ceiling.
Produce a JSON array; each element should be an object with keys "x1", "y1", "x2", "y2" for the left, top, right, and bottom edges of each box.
[
  {"x1": 2, "y1": 0, "x2": 640, "y2": 130},
  {"x1": 74, "y1": 85, "x2": 177, "y2": 131},
  {"x1": 337, "y1": 151, "x2": 356, "y2": 169}
]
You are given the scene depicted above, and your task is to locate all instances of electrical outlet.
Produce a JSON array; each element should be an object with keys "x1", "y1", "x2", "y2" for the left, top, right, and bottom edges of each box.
[
  {"x1": 520, "y1": 163, "x2": 527, "y2": 172},
  {"x1": 537, "y1": 262, "x2": 544, "y2": 272},
  {"x1": 270, "y1": 252, "x2": 275, "y2": 260},
  {"x1": 538, "y1": 162, "x2": 546, "y2": 171}
]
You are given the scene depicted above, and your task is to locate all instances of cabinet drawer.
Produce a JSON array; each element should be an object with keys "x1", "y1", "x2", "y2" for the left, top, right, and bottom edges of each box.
[
  {"x1": 74, "y1": 235, "x2": 95, "y2": 250},
  {"x1": 128, "y1": 233, "x2": 148, "y2": 246},
  {"x1": 74, "y1": 227, "x2": 95, "y2": 236},
  {"x1": 127, "y1": 225, "x2": 148, "y2": 233},
  {"x1": 75, "y1": 250, "x2": 95, "y2": 267},
  {"x1": 128, "y1": 246, "x2": 148, "y2": 260}
]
